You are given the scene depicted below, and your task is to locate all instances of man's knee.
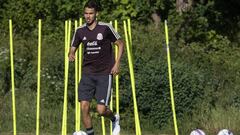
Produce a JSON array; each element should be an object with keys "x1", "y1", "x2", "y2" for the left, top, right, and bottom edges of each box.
[
  {"x1": 96, "y1": 105, "x2": 107, "y2": 116},
  {"x1": 81, "y1": 101, "x2": 90, "y2": 113}
]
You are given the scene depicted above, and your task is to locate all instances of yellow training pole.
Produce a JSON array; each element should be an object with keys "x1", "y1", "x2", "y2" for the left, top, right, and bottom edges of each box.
[
  {"x1": 101, "y1": 117, "x2": 106, "y2": 135},
  {"x1": 78, "y1": 17, "x2": 83, "y2": 130},
  {"x1": 78, "y1": 18, "x2": 83, "y2": 80},
  {"x1": 61, "y1": 20, "x2": 67, "y2": 135},
  {"x1": 110, "y1": 88, "x2": 113, "y2": 135},
  {"x1": 62, "y1": 20, "x2": 71, "y2": 135},
  {"x1": 123, "y1": 20, "x2": 141, "y2": 135},
  {"x1": 164, "y1": 20, "x2": 179, "y2": 135},
  {"x1": 74, "y1": 20, "x2": 80, "y2": 131},
  {"x1": 127, "y1": 19, "x2": 134, "y2": 69},
  {"x1": 124, "y1": 21, "x2": 139, "y2": 135},
  {"x1": 36, "y1": 19, "x2": 42, "y2": 135},
  {"x1": 9, "y1": 19, "x2": 17, "y2": 135},
  {"x1": 109, "y1": 21, "x2": 113, "y2": 135},
  {"x1": 101, "y1": 18, "x2": 107, "y2": 134},
  {"x1": 127, "y1": 19, "x2": 132, "y2": 50},
  {"x1": 114, "y1": 20, "x2": 120, "y2": 115},
  {"x1": 65, "y1": 20, "x2": 71, "y2": 134}
]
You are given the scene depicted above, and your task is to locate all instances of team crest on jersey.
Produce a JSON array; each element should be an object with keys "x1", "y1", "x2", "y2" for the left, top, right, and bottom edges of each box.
[
  {"x1": 83, "y1": 36, "x2": 87, "y2": 40},
  {"x1": 97, "y1": 33, "x2": 103, "y2": 40}
]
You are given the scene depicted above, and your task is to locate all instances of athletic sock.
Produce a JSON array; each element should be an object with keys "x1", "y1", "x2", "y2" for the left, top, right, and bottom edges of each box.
[
  {"x1": 86, "y1": 127, "x2": 94, "y2": 135},
  {"x1": 111, "y1": 115, "x2": 116, "y2": 122}
]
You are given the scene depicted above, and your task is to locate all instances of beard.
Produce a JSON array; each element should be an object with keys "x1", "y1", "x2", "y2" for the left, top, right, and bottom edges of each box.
[
  {"x1": 87, "y1": 20, "x2": 94, "y2": 26},
  {"x1": 86, "y1": 17, "x2": 96, "y2": 26}
]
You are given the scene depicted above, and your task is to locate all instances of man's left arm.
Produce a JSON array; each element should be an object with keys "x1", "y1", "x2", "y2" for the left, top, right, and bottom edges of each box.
[{"x1": 111, "y1": 39, "x2": 124, "y2": 76}]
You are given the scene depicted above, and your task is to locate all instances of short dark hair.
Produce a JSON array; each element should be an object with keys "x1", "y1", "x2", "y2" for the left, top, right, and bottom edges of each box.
[{"x1": 84, "y1": 0, "x2": 101, "y2": 12}]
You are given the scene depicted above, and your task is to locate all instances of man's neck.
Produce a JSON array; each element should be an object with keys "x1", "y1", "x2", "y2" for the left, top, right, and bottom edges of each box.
[{"x1": 87, "y1": 20, "x2": 97, "y2": 30}]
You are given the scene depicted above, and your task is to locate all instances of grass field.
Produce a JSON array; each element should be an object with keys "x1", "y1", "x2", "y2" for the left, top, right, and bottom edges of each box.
[
  {"x1": 1, "y1": 90, "x2": 240, "y2": 135},
  {"x1": 0, "y1": 133, "x2": 172, "y2": 135}
]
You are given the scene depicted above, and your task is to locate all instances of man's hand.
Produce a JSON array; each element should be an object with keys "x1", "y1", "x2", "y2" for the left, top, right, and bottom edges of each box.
[
  {"x1": 111, "y1": 62, "x2": 120, "y2": 76},
  {"x1": 111, "y1": 39, "x2": 124, "y2": 76},
  {"x1": 69, "y1": 47, "x2": 77, "y2": 62},
  {"x1": 68, "y1": 52, "x2": 75, "y2": 62}
]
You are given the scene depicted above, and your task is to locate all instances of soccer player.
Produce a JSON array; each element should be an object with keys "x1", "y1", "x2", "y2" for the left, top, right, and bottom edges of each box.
[{"x1": 69, "y1": 0, "x2": 124, "y2": 135}]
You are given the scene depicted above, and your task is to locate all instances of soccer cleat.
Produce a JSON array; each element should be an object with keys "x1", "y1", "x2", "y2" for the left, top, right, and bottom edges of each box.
[
  {"x1": 73, "y1": 131, "x2": 87, "y2": 135},
  {"x1": 112, "y1": 114, "x2": 120, "y2": 135}
]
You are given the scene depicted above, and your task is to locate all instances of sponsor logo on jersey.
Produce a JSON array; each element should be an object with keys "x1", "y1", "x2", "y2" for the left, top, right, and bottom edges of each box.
[{"x1": 87, "y1": 41, "x2": 98, "y2": 46}]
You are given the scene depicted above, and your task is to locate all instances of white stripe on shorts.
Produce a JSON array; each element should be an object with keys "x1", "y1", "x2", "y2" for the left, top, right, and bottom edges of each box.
[{"x1": 105, "y1": 75, "x2": 112, "y2": 106}]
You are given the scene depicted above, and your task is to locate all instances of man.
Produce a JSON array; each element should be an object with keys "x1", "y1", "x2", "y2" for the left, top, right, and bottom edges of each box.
[{"x1": 69, "y1": 0, "x2": 124, "y2": 135}]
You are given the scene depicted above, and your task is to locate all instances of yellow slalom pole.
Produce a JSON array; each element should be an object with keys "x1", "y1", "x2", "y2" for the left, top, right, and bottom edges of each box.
[
  {"x1": 78, "y1": 17, "x2": 83, "y2": 81},
  {"x1": 61, "y1": 20, "x2": 67, "y2": 135},
  {"x1": 114, "y1": 20, "x2": 119, "y2": 115},
  {"x1": 101, "y1": 18, "x2": 106, "y2": 134},
  {"x1": 127, "y1": 19, "x2": 132, "y2": 49},
  {"x1": 36, "y1": 19, "x2": 42, "y2": 135},
  {"x1": 65, "y1": 19, "x2": 71, "y2": 134},
  {"x1": 123, "y1": 20, "x2": 141, "y2": 135},
  {"x1": 9, "y1": 19, "x2": 17, "y2": 135},
  {"x1": 108, "y1": 21, "x2": 115, "y2": 135},
  {"x1": 78, "y1": 18, "x2": 83, "y2": 130},
  {"x1": 164, "y1": 20, "x2": 179, "y2": 135},
  {"x1": 109, "y1": 21, "x2": 113, "y2": 135},
  {"x1": 101, "y1": 117, "x2": 106, "y2": 135},
  {"x1": 110, "y1": 88, "x2": 113, "y2": 135},
  {"x1": 109, "y1": 19, "x2": 120, "y2": 135},
  {"x1": 127, "y1": 19, "x2": 134, "y2": 68},
  {"x1": 62, "y1": 20, "x2": 71, "y2": 135},
  {"x1": 74, "y1": 20, "x2": 80, "y2": 131}
]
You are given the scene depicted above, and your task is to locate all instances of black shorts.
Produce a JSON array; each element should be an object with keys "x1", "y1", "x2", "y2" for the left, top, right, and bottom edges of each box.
[{"x1": 78, "y1": 74, "x2": 113, "y2": 106}]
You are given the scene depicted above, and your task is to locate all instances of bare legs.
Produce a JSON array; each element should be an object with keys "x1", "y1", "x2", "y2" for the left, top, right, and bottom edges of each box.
[
  {"x1": 81, "y1": 101, "x2": 115, "y2": 129},
  {"x1": 81, "y1": 101, "x2": 92, "y2": 128},
  {"x1": 96, "y1": 104, "x2": 115, "y2": 119}
]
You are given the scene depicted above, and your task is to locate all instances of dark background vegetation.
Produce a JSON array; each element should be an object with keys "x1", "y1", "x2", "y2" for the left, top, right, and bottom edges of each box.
[{"x1": 0, "y1": 0, "x2": 239, "y2": 134}]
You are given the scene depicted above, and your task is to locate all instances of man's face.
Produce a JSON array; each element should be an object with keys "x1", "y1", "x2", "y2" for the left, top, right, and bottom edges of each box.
[{"x1": 84, "y1": 7, "x2": 97, "y2": 25}]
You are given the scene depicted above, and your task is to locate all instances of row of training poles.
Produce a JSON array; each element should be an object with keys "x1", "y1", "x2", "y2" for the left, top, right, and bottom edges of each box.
[
  {"x1": 8, "y1": 19, "x2": 179, "y2": 135},
  {"x1": 61, "y1": 18, "x2": 142, "y2": 135},
  {"x1": 8, "y1": 18, "x2": 142, "y2": 135}
]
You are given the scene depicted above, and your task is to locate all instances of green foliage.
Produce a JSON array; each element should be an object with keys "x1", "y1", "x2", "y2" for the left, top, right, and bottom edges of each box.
[
  {"x1": 117, "y1": 24, "x2": 206, "y2": 130},
  {"x1": 0, "y1": 0, "x2": 240, "y2": 134},
  {"x1": 0, "y1": 44, "x2": 10, "y2": 95},
  {"x1": 0, "y1": 0, "x2": 84, "y2": 36}
]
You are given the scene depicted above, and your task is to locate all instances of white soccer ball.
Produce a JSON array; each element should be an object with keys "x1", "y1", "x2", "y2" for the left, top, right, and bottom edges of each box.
[
  {"x1": 73, "y1": 131, "x2": 87, "y2": 135},
  {"x1": 190, "y1": 129, "x2": 206, "y2": 135},
  {"x1": 217, "y1": 129, "x2": 233, "y2": 135}
]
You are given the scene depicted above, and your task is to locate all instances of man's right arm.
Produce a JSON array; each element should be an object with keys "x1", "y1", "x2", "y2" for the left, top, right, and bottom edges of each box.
[
  {"x1": 69, "y1": 46, "x2": 77, "y2": 61},
  {"x1": 68, "y1": 29, "x2": 82, "y2": 61}
]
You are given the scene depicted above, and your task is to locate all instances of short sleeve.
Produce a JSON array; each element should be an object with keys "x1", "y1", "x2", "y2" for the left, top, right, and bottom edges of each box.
[
  {"x1": 71, "y1": 29, "x2": 82, "y2": 48},
  {"x1": 106, "y1": 24, "x2": 121, "y2": 43}
]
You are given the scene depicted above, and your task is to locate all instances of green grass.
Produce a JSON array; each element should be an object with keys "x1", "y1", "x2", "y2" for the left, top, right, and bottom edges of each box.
[
  {"x1": 0, "y1": 133, "x2": 172, "y2": 135},
  {"x1": 175, "y1": 106, "x2": 240, "y2": 135},
  {"x1": 1, "y1": 90, "x2": 240, "y2": 135},
  {"x1": 0, "y1": 90, "x2": 166, "y2": 134}
]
